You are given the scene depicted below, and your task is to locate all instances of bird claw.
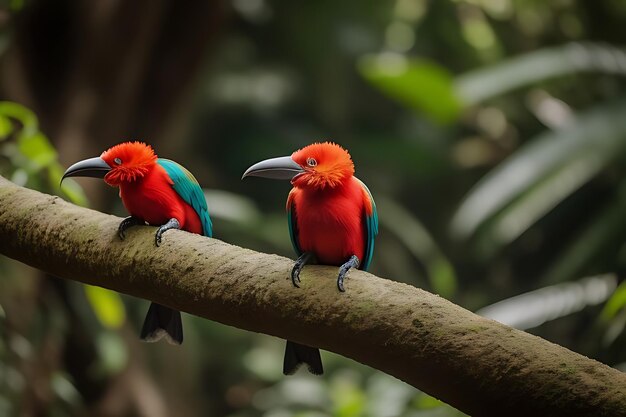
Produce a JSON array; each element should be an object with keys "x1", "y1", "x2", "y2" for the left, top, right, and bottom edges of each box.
[
  {"x1": 291, "y1": 252, "x2": 314, "y2": 288},
  {"x1": 337, "y1": 275, "x2": 345, "y2": 292},
  {"x1": 118, "y1": 216, "x2": 143, "y2": 241},
  {"x1": 337, "y1": 255, "x2": 359, "y2": 293},
  {"x1": 154, "y1": 218, "x2": 181, "y2": 247},
  {"x1": 291, "y1": 265, "x2": 302, "y2": 288}
]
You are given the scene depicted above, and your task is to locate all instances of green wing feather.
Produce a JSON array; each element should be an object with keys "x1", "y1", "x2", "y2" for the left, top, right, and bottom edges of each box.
[
  {"x1": 157, "y1": 158, "x2": 213, "y2": 237},
  {"x1": 287, "y1": 194, "x2": 303, "y2": 256},
  {"x1": 356, "y1": 178, "x2": 378, "y2": 271}
]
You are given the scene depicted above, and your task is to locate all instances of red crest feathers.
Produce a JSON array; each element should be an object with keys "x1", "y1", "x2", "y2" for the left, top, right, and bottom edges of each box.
[
  {"x1": 101, "y1": 141, "x2": 158, "y2": 185},
  {"x1": 291, "y1": 142, "x2": 355, "y2": 189}
]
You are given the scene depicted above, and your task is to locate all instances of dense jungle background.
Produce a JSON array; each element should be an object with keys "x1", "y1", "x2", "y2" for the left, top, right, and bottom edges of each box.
[{"x1": 1, "y1": 1, "x2": 626, "y2": 416}]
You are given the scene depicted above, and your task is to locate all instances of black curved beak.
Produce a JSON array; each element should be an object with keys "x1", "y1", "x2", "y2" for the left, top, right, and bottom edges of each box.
[
  {"x1": 241, "y1": 156, "x2": 304, "y2": 180},
  {"x1": 61, "y1": 157, "x2": 111, "y2": 183}
]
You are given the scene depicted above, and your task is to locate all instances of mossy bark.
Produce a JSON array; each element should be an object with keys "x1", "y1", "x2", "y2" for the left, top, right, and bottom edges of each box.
[{"x1": 0, "y1": 176, "x2": 624, "y2": 417}]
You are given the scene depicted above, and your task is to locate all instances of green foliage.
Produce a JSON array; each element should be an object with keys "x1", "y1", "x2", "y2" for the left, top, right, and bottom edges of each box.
[
  {"x1": 602, "y1": 282, "x2": 626, "y2": 322},
  {"x1": 83, "y1": 285, "x2": 126, "y2": 329},
  {"x1": 455, "y1": 43, "x2": 626, "y2": 105},
  {"x1": 378, "y1": 195, "x2": 457, "y2": 297},
  {"x1": 451, "y1": 99, "x2": 626, "y2": 257},
  {"x1": 358, "y1": 55, "x2": 461, "y2": 124},
  {"x1": 0, "y1": 101, "x2": 87, "y2": 206}
]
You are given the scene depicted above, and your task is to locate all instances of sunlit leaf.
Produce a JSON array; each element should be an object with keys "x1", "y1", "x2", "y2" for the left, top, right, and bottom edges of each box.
[
  {"x1": 84, "y1": 285, "x2": 126, "y2": 329},
  {"x1": 601, "y1": 281, "x2": 626, "y2": 321},
  {"x1": 18, "y1": 132, "x2": 57, "y2": 169},
  {"x1": 0, "y1": 115, "x2": 12, "y2": 139},
  {"x1": 0, "y1": 101, "x2": 38, "y2": 137},
  {"x1": 455, "y1": 42, "x2": 626, "y2": 105},
  {"x1": 358, "y1": 53, "x2": 461, "y2": 124},
  {"x1": 451, "y1": 99, "x2": 626, "y2": 253}
]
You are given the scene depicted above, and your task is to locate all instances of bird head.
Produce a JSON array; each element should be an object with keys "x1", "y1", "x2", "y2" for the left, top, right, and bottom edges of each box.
[
  {"x1": 62, "y1": 141, "x2": 158, "y2": 186},
  {"x1": 242, "y1": 142, "x2": 354, "y2": 190}
]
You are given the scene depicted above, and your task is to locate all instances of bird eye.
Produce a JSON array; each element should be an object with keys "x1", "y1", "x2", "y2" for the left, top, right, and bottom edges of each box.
[
  {"x1": 306, "y1": 157, "x2": 317, "y2": 167},
  {"x1": 114, "y1": 158, "x2": 122, "y2": 165}
]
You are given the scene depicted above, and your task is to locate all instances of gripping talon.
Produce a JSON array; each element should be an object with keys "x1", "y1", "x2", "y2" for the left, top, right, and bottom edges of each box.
[
  {"x1": 155, "y1": 218, "x2": 181, "y2": 247},
  {"x1": 337, "y1": 255, "x2": 359, "y2": 292},
  {"x1": 118, "y1": 216, "x2": 144, "y2": 240},
  {"x1": 291, "y1": 266, "x2": 301, "y2": 288},
  {"x1": 291, "y1": 252, "x2": 314, "y2": 288}
]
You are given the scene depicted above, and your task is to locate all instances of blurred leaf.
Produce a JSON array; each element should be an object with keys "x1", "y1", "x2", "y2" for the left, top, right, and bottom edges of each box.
[
  {"x1": 280, "y1": 377, "x2": 328, "y2": 408},
  {"x1": 377, "y1": 195, "x2": 457, "y2": 297},
  {"x1": 0, "y1": 397, "x2": 11, "y2": 417},
  {"x1": 0, "y1": 101, "x2": 88, "y2": 208},
  {"x1": 92, "y1": 331, "x2": 128, "y2": 377},
  {"x1": 84, "y1": 285, "x2": 126, "y2": 329},
  {"x1": 9, "y1": 0, "x2": 25, "y2": 12},
  {"x1": 365, "y1": 373, "x2": 414, "y2": 417},
  {"x1": 0, "y1": 101, "x2": 38, "y2": 137},
  {"x1": 0, "y1": 303, "x2": 4, "y2": 319},
  {"x1": 413, "y1": 393, "x2": 444, "y2": 410},
  {"x1": 477, "y1": 274, "x2": 617, "y2": 330},
  {"x1": 602, "y1": 308, "x2": 626, "y2": 347},
  {"x1": 358, "y1": 53, "x2": 461, "y2": 124},
  {"x1": 10, "y1": 168, "x2": 27, "y2": 186},
  {"x1": 541, "y1": 182, "x2": 626, "y2": 284},
  {"x1": 455, "y1": 42, "x2": 626, "y2": 105},
  {"x1": 50, "y1": 373, "x2": 82, "y2": 406},
  {"x1": 50, "y1": 164, "x2": 88, "y2": 206},
  {"x1": 243, "y1": 345, "x2": 283, "y2": 381},
  {"x1": 451, "y1": 99, "x2": 626, "y2": 255},
  {"x1": 601, "y1": 281, "x2": 626, "y2": 321},
  {"x1": 330, "y1": 375, "x2": 365, "y2": 417},
  {"x1": 204, "y1": 189, "x2": 262, "y2": 224},
  {"x1": 18, "y1": 132, "x2": 57, "y2": 169},
  {"x1": 0, "y1": 115, "x2": 12, "y2": 139}
]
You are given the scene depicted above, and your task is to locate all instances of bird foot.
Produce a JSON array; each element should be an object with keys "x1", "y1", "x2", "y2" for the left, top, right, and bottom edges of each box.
[
  {"x1": 155, "y1": 218, "x2": 181, "y2": 247},
  {"x1": 118, "y1": 216, "x2": 145, "y2": 240},
  {"x1": 337, "y1": 255, "x2": 359, "y2": 292},
  {"x1": 291, "y1": 252, "x2": 315, "y2": 288}
]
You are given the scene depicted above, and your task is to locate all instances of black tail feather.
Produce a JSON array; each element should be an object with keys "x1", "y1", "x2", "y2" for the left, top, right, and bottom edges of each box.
[
  {"x1": 140, "y1": 303, "x2": 183, "y2": 345},
  {"x1": 283, "y1": 340, "x2": 323, "y2": 375}
]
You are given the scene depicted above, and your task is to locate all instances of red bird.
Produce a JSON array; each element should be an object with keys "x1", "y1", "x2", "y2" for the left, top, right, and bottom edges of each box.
[
  {"x1": 243, "y1": 142, "x2": 378, "y2": 375},
  {"x1": 62, "y1": 142, "x2": 212, "y2": 345}
]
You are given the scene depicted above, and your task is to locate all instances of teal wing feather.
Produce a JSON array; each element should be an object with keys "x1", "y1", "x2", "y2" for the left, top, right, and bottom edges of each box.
[
  {"x1": 287, "y1": 191, "x2": 303, "y2": 256},
  {"x1": 356, "y1": 178, "x2": 378, "y2": 271},
  {"x1": 157, "y1": 158, "x2": 213, "y2": 237}
]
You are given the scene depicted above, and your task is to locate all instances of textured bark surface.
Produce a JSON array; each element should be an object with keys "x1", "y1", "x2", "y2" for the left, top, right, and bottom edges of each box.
[{"x1": 0, "y1": 175, "x2": 625, "y2": 417}]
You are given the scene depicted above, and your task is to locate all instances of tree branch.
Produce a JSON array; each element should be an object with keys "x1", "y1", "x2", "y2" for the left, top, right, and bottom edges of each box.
[{"x1": 0, "y1": 175, "x2": 624, "y2": 417}]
